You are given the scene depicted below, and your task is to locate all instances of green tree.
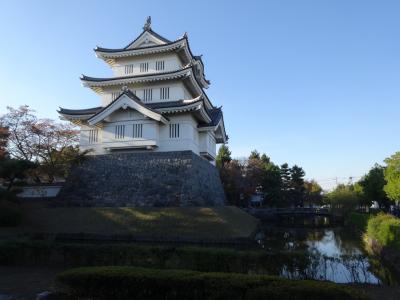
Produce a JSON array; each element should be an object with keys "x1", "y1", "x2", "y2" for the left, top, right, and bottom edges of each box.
[
  {"x1": 324, "y1": 184, "x2": 359, "y2": 215},
  {"x1": 0, "y1": 158, "x2": 36, "y2": 191},
  {"x1": 280, "y1": 163, "x2": 292, "y2": 206},
  {"x1": 304, "y1": 180, "x2": 323, "y2": 206},
  {"x1": 216, "y1": 144, "x2": 232, "y2": 169},
  {"x1": 290, "y1": 165, "x2": 306, "y2": 207},
  {"x1": 384, "y1": 152, "x2": 400, "y2": 203},
  {"x1": 262, "y1": 163, "x2": 282, "y2": 206},
  {"x1": 359, "y1": 164, "x2": 390, "y2": 209},
  {"x1": 249, "y1": 150, "x2": 260, "y2": 160}
]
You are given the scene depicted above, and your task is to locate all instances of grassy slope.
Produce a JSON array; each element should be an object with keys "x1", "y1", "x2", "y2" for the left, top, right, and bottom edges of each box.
[{"x1": 0, "y1": 203, "x2": 259, "y2": 240}]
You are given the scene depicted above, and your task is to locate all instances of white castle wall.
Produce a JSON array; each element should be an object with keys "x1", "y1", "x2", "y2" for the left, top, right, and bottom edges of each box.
[
  {"x1": 112, "y1": 53, "x2": 183, "y2": 77},
  {"x1": 79, "y1": 111, "x2": 216, "y2": 159},
  {"x1": 100, "y1": 81, "x2": 193, "y2": 106}
]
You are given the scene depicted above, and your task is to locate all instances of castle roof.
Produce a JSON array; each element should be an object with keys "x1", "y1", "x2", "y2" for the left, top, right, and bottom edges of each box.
[
  {"x1": 59, "y1": 91, "x2": 222, "y2": 131},
  {"x1": 81, "y1": 66, "x2": 213, "y2": 109}
]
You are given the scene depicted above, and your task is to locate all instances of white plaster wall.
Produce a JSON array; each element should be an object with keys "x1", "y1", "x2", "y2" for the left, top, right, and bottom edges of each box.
[
  {"x1": 199, "y1": 131, "x2": 217, "y2": 158},
  {"x1": 112, "y1": 53, "x2": 183, "y2": 77},
  {"x1": 100, "y1": 81, "x2": 192, "y2": 106},
  {"x1": 158, "y1": 114, "x2": 200, "y2": 154},
  {"x1": 78, "y1": 112, "x2": 215, "y2": 162}
]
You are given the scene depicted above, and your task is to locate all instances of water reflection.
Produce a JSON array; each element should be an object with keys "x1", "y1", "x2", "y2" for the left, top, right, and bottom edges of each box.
[{"x1": 256, "y1": 227, "x2": 397, "y2": 284}]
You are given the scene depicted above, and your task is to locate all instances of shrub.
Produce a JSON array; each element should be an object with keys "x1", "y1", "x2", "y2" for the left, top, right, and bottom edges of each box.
[
  {"x1": 0, "y1": 201, "x2": 22, "y2": 227},
  {"x1": 56, "y1": 266, "x2": 366, "y2": 300},
  {"x1": 367, "y1": 213, "x2": 400, "y2": 250},
  {"x1": 346, "y1": 212, "x2": 372, "y2": 231}
]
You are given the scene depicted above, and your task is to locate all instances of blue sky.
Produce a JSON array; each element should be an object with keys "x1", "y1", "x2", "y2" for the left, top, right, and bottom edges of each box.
[{"x1": 0, "y1": 0, "x2": 399, "y2": 189}]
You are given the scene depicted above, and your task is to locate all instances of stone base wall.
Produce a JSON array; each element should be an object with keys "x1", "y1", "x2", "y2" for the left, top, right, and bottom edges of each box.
[{"x1": 58, "y1": 151, "x2": 225, "y2": 207}]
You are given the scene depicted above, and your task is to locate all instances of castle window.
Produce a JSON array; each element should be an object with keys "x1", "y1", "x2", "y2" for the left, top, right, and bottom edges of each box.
[
  {"x1": 133, "y1": 124, "x2": 143, "y2": 138},
  {"x1": 140, "y1": 62, "x2": 149, "y2": 72},
  {"x1": 169, "y1": 123, "x2": 180, "y2": 138},
  {"x1": 88, "y1": 129, "x2": 98, "y2": 143},
  {"x1": 160, "y1": 87, "x2": 170, "y2": 100},
  {"x1": 124, "y1": 64, "x2": 134, "y2": 74},
  {"x1": 156, "y1": 60, "x2": 165, "y2": 71},
  {"x1": 111, "y1": 92, "x2": 120, "y2": 101},
  {"x1": 143, "y1": 89, "x2": 153, "y2": 102},
  {"x1": 115, "y1": 125, "x2": 125, "y2": 139}
]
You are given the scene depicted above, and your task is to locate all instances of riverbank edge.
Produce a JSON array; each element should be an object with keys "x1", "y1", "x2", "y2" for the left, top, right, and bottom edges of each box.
[{"x1": 345, "y1": 212, "x2": 400, "y2": 275}]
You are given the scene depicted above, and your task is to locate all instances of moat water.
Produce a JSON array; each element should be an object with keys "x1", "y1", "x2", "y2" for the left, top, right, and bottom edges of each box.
[{"x1": 255, "y1": 227, "x2": 399, "y2": 284}]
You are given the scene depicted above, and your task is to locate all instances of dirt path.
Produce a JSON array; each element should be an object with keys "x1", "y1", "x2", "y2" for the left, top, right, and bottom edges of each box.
[{"x1": 0, "y1": 266, "x2": 63, "y2": 300}]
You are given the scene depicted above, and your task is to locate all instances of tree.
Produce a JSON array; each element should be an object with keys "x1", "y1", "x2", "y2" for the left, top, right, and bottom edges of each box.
[
  {"x1": 304, "y1": 180, "x2": 323, "y2": 206},
  {"x1": 262, "y1": 163, "x2": 282, "y2": 206},
  {"x1": 359, "y1": 164, "x2": 390, "y2": 208},
  {"x1": 0, "y1": 106, "x2": 80, "y2": 182},
  {"x1": 324, "y1": 184, "x2": 359, "y2": 214},
  {"x1": 280, "y1": 163, "x2": 292, "y2": 206},
  {"x1": 220, "y1": 160, "x2": 248, "y2": 206},
  {"x1": 0, "y1": 105, "x2": 38, "y2": 161},
  {"x1": 249, "y1": 150, "x2": 260, "y2": 160},
  {"x1": 0, "y1": 158, "x2": 36, "y2": 191},
  {"x1": 216, "y1": 144, "x2": 232, "y2": 169},
  {"x1": 384, "y1": 152, "x2": 400, "y2": 203},
  {"x1": 290, "y1": 165, "x2": 306, "y2": 207},
  {"x1": 0, "y1": 126, "x2": 9, "y2": 159}
]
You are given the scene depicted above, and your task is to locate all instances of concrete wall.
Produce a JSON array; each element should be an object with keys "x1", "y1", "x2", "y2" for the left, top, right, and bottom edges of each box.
[
  {"x1": 18, "y1": 185, "x2": 63, "y2": 198},
  {"x1": 58, "y1": 151, "x2": 225, "y2": 207}
]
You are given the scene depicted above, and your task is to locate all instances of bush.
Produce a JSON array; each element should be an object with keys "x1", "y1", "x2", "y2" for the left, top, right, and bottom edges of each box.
[
  {"x1": 346, "y1": 212, "x2": 372, "y2": 231},
  {"x1": 0, "y1": 239, "x2": 309, "y2": 276},
  {"x1": 0, "y1": 201, "x2": 22, "y2": 227},
  {"x1": 56, "y1": 266, "x2": 366, "y2": 300},
  {"x1": 367, "y1": 213, "x2": 400, "y2": 250}
]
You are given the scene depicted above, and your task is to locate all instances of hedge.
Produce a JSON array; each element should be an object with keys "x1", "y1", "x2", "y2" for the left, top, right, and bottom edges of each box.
[
  {"x1": 0, "y1": 239, "x2": 310, "y2": 275},
  {"x1": 56, "y1": 266, "x2": 367, "y2": 300},
  {"x1": 367, "y1": 213, "x2": 400, "y2": 250},
  {"x1": 0, "y1": 201, "x2": 22, "y2": 227}
]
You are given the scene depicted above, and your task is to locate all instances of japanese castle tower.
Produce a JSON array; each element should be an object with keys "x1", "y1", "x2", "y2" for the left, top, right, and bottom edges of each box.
[
  {"x1": 57, "y1": 18, "x2": 227, "y2": 207},
  {"x1": 59, "y1": 17, "x2": 227, "y2": 164}
]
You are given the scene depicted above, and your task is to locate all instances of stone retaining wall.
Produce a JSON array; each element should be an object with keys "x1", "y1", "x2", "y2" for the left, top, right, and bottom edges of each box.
[{"x1": 58, "y1": 151, "x2": 225, "y2": 206}]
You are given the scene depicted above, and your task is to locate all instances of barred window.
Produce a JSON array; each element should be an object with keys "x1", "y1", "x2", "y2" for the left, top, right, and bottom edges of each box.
[
  {"x1": 133, "y1": 124, "x2": 143, "y2": 138},
  {"x1": 155, "y1": 60, "x2": 165, "y2": 71},
  {"x1": 115, "y1": 125, "x2": 125, "y2": 139},
  {"x1": 160, "y1": 87, "x2": 170, "y2": 100},
  {"x1": 143, "y1": 89, "x2": 153, "y2": 102},
  {"x1": 140, "y1": 62, "x2": 149, "y2": 72},
  {"x1": 169, "y1": 123, "x2": 180, "y2": 138},
  {"x1": 124, "y1": 64, "x2": 134, "y2": 74},
  {"x1": 88, "y1": 129, "x2": 98, "y2": 143},
  {"x1": 111, "y1": 92, "x2": 120, "y2": 101}
]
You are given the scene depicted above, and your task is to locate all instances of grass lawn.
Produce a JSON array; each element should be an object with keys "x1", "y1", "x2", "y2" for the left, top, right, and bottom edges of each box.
[{"x1": 0, "y1": 202, "x2": 259, "y2": 240}]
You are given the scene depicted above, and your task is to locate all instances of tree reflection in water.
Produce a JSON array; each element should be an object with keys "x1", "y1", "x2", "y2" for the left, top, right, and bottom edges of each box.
[{"x1": 257, "y1": 227, "x2": 398, "y2": 284}]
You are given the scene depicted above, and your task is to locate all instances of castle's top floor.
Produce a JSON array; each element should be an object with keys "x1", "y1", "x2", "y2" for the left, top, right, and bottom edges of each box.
[{"x1": 92, "y1": 17, "x2": 209, "y2": 89}]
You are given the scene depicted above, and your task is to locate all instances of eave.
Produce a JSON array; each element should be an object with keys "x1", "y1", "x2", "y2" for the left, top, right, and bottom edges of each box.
[{"x1": 81, "y1": 66, "x2": 213, "y2": 110}]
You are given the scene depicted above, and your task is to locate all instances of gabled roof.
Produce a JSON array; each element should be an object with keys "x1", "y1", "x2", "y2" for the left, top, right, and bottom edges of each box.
[{"x1": 87, "y1": 90, "x2": 168, "y2": 125}]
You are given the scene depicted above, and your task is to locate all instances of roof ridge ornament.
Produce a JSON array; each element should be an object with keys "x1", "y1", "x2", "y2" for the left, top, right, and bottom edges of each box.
[
  {"x1": 143, "y1": 16, "x2": 151, "y2": 31},
  {"x1": 121, "y1": 85, "x2": 129, "y2": 92}
]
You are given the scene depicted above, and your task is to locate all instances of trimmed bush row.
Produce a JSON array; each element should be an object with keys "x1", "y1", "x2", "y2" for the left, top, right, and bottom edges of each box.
[
  {"x1": 367, "y1": 213, "x2": 400, "y2": 250},
  {"x1": 0, "y1": 239, "x2": 310, "y2": 275},
  {"x1": 56, "y1": 266, "x2": 367, "y2": 300}
]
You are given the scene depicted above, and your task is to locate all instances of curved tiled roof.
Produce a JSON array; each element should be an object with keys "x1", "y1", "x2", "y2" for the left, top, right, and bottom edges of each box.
[
  {"x1": 58, "y1": 106, "x2": 102, "y2": 115},
  {"x1": 95, "y1": 35, "x2": 183, "y2": 53},
  {"x1": 80, "y1": 66, "x2": 192, "y2": 83}
]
